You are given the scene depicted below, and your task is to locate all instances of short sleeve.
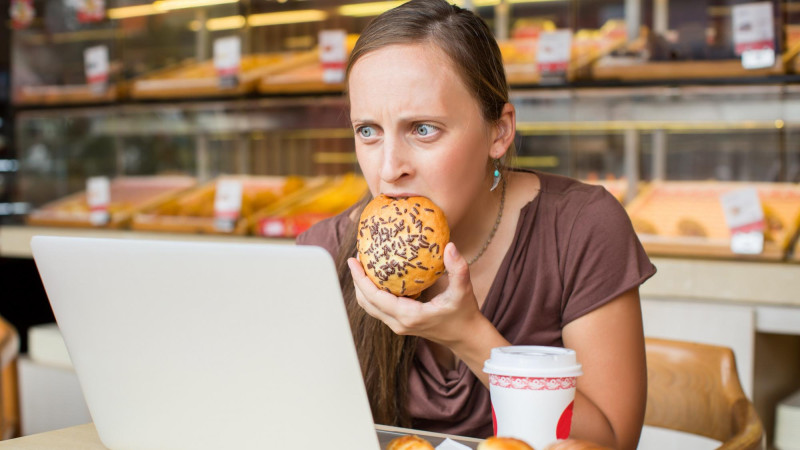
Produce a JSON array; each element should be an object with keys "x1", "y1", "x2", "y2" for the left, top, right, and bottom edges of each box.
[{"x1": 560, "y1": 188, "x2": 656, "y2": 326}]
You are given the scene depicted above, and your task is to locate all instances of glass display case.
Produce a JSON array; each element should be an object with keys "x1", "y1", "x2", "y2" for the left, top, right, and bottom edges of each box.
[{"x1": 6, "y1": 0, "x2": 800, "y2": 258}]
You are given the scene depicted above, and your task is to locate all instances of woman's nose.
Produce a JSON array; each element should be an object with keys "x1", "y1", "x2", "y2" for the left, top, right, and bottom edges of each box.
[{"x1": 379, "y1": 137, "x2": 412, "y2": 183}]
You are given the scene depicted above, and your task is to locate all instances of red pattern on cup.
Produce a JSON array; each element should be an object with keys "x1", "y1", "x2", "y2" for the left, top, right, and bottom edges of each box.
[
  {"x1": 489, "y1": 374, "x2": 577, "y2": 390},
  {"x1": 556, "y1": 401, "x2": 575, "y2": 439}
]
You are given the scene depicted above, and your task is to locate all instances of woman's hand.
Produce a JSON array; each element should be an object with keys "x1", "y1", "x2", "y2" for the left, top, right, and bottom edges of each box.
[
  {"x1": 347, "y1": 242, "x2": 480, "y2": 345},
  {"x1": 347, "y1": 242, "x2": 509, "y2": 383}
]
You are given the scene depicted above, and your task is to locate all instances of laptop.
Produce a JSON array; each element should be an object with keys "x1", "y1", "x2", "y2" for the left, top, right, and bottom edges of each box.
[{"x1": 30, "y1": 236, "x2": 381, "y2": 449}]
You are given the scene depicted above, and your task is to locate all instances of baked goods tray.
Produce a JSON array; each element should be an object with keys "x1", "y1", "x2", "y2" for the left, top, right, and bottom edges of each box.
[
  {"x1": 259, "y1": 35, "x2": 359, "y2": 94},
  {"x1": 130, "y1": 51, "x2": 317, "y2": 99},
  {"x1": 131, "y1": 175, "x2": 328, "y2": 235},
  {"x1": 258, "y1": 61, "x2": 344, "y2": 94},
  {"x1": 13, "y1": 83, "x2": 120, "y2": 105},
  {"x1": 26, "y1": 176, "x2": 197, "y2": 229},
  {"x1": 250, "y1": 173, "x2": 368, "y2": 238},
  {"x1": 626, "y1": 182, "x2": 800, "y2": 260},
  {"x1": 592, "y1": 58, "x2": 784, "y2": 82},
  {"x1": 500, "y1": 32, "x2": 627, "y2": 85}
]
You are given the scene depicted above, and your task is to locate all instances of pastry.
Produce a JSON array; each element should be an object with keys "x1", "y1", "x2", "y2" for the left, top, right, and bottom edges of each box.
[
  {"x1": 386, "y1": 435, "x2": 435, "y2": 450},
  {"x1": 676, "y1": 218, "x2": 707, "y2": 237},
  {"x1": 357, "y1": 195, "x2": 449, "y2": 298},
  {"x1": 631, "y1": 217, "x2": 657, "y2": 235},
  {"x1": 478, "y1": 436, "x2": 535, "y2": 450}
]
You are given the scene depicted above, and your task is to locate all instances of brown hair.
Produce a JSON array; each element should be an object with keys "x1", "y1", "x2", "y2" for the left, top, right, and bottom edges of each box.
[{"x1": 337, "y1": 0, "x2": 511, "y2": 427}]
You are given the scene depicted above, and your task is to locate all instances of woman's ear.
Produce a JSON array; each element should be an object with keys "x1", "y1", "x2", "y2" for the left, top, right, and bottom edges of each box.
[{"x1": 490, "y1": 103, "x2": 516, "y2": 159}]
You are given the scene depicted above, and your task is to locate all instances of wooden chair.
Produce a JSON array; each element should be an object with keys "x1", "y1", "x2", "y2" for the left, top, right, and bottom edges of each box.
[
  {"x1": 644, "y1": 337, "x2": 765, "y2": 450},
  {"x1": 0, "y1": 316, "x2": 20, "y2": 440}
]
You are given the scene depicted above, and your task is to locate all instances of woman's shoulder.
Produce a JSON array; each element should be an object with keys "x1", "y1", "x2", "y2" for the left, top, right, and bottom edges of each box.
[
  {"x1": 528, "y1": 170, "x2": 615, "y2": 212},
  {"x1": 295, "y1": 204, "x2": 360, "y2": 259}
]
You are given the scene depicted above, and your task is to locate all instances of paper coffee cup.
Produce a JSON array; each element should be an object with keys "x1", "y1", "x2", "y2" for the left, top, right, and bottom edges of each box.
[{"x1": 483, "y1": 346, "x2": 583, "y2": 449}]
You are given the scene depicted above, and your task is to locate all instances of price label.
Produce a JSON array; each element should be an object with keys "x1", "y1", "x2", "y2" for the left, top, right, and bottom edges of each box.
[
  {"x1": 720, "y1": 187, "x2": 765, "y2": 254},
  {"x1": 87, "y1": 176, "x2": 110, "y2": 226},
  {"x1": 537, "y1": 30, "x2": 572, "y2": 78},
  {"x1": 76, "y1": 0, "x2": 105, "y2": 23},
  {"x1": 319, "y1": 30, "x2": 347, "y2": 84},
  {"x1": 259, "y1": 218, "x2": 286, "y2": 237},
  {"x1": 84, "y1": 45, "x2": 109, "y2": 91},
  {"x1": 214, "y1": 36, "x2": 241, "y2": 89},
  {"x1": 730, "y1": 231, "x2": 764, "y2": 255},
  {"x1": 213, "y1": 179, "x2": 243, "y2": 232},
  {"x1": 10, "y1": 0, "x2": 35, "y2": 29},
  {"x1": 732, "y1": 2, "x2": 775, "y2": 69}
]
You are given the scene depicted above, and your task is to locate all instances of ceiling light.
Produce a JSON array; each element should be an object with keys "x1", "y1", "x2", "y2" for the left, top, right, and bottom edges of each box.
[
  {"x1": 107, "y1": 4, "x2": 163, "y2": 19},
  {"x1": 206, "y1": 15, "x2": 246, "y2": 30},
  {"x1": 248, "y1": 9, "x2": 327, "y2": 27},
  {"x1": 155, "y1": 0, "x2": 239, "y2": 11},
  {"x1": 337, "y1": 1, "x2": 405, "y2": 17}
]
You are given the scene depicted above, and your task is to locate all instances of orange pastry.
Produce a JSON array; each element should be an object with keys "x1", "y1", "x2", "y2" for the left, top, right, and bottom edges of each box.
[
  {"x1": 386, "y1": 435, "x2": 435, "y2": 450},
  {"x1": 357, "y1": 195, "x2": 449, "y2": 298}
]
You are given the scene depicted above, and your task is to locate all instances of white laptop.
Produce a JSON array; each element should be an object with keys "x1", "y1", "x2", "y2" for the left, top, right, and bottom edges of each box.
[{"x1": 30, "y1": 236, "x2": 380, "y2": 450}]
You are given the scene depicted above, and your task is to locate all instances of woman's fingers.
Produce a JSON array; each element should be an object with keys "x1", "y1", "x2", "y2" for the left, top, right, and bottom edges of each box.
[
  {"x1": 348, "y1": 258, "x2": 416, "y2": 332},
  {"x1": 443, "y1": 242, "x2": 472, "y2": 298}
]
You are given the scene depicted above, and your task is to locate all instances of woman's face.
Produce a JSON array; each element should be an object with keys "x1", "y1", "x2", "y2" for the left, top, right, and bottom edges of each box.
[{"x1": 348, "y1": 43, "x2": 500, "y2": 229}]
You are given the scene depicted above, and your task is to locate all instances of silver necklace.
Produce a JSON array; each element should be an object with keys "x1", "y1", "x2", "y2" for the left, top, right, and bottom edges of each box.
[{"x1": 467, "y1": 178, "x2": 506, "y2": 266}]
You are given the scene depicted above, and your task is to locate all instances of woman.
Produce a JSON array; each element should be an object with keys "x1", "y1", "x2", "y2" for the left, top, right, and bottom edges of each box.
[{"x1": 297, "y1": 1, "x2": 656, "y2": 448}]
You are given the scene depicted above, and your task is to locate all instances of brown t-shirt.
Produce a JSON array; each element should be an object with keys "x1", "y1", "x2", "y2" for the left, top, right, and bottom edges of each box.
[{"x1": 296, "y1": 171, "x2": 656, "y2": 438}]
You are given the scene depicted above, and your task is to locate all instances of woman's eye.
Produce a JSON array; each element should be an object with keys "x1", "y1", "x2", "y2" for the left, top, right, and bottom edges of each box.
[
  {"x1": 416, "y1": 124, "x2": 437, "y2": 136},
  {"x1": 358, "y1": 127, "x2": 374, "y2": 138}
]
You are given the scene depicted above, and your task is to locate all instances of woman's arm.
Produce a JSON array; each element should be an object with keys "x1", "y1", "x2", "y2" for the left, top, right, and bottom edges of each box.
[{"x1": 561, "y1": 288, "x2": 648, "y2": 450}]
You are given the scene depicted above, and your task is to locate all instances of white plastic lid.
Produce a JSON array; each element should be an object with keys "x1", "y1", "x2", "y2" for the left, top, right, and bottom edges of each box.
[{"x1": 483, "y1": 346, "x2": 583, "y2": 377}]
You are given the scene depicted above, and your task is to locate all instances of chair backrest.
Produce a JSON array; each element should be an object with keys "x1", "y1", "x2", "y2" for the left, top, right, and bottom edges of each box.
[
  {"x1": 0, "y1": 316, "x2": 20, "y2": 440},
  {"x1": 644, "y1": 337, "x2": 764, "y2": 450}
]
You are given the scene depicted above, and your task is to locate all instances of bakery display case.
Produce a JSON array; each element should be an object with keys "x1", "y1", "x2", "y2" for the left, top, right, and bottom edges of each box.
[{"x1": 6, "y1": 0, "x2": 800, "y2": 258}]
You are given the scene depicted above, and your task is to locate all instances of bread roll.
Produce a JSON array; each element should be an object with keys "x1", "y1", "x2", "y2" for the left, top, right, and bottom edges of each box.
[
  {"x1": 357, "y1": 195, "x2": 449, "y2": 298},
  {"x1": 478, "y1": 436, "x2": 535, "y2": 450},
  {"x1": 386, "y1": 435, "x2": 435, "y2": 450}
]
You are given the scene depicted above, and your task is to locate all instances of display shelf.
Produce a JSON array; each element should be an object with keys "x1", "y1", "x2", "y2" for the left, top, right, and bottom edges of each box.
[
  {"x1": 643, "y1": 256, "x2": 800, "y2": 308},
  {"x1": 130, "y1": 51, "x2": 318, "y2": 100},
  {"x1": 627, "y1": 182, "x2": 800, "y2": 261},
  {"x1": 3, "y1": 225, "x2": 798, "y2": 308},
  {"x1": 0, "y1": 225, "x2": 292, "y2": 259},
  {"x1": 592, "y1": 59, "x2": 784, "y2": 82},
  {"x1": 14, "y1": 84, "x2": 121, "y2": 106}
]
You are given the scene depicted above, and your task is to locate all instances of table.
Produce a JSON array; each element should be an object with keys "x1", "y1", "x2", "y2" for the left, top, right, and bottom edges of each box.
[{"x1": 0, "y1": 423, "x2": 484, "y2": 449}]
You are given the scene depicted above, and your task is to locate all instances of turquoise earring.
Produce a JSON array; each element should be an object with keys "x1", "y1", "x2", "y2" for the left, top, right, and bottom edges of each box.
[{"x1": 490, "y1": 159, "x2": 502, "y2": 192}]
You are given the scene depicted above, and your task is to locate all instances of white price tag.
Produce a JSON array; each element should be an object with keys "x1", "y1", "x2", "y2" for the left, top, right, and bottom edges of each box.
[
  {"x1": 742, "y1": 48, "x2": 775, "y2": 69},
  {"x1": 86, "y1": 176, "x2": 110, "y2": 226},
  {"x1": 537, "y1": 30, "x2": 572, "y2": 76},
  {"x1": 214, "y1": 180, "x2": 243, "y2": 232},
  {"x1": 84, "y1": 45, "x2": 109, "y2": 88},
  {"x1": 260, "y1": 219, "x2": 286, "y2": 237},
  {"x1": 731, "y1": 231, "x2": 764, "y2": 255},
  {"x1": 319, "y1": 30, "x2": 347, "y2": 84},
  {"x1": 435, "y1": 438, "x2": 472, "y2": 450},
  {"x1": 720, "y1": 187, "x2": 765, "y2": 254},
  {"x1": 214, "y1": 36, "x2": 241, "y2": 88},
  {"x1": 732, "y1": 2, "x2": 775, "y2": 69}
]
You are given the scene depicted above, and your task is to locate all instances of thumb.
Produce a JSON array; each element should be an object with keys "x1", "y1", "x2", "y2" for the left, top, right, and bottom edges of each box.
[{"x1": 444, "y1": 242, "x2": 471, "y2": 290}]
